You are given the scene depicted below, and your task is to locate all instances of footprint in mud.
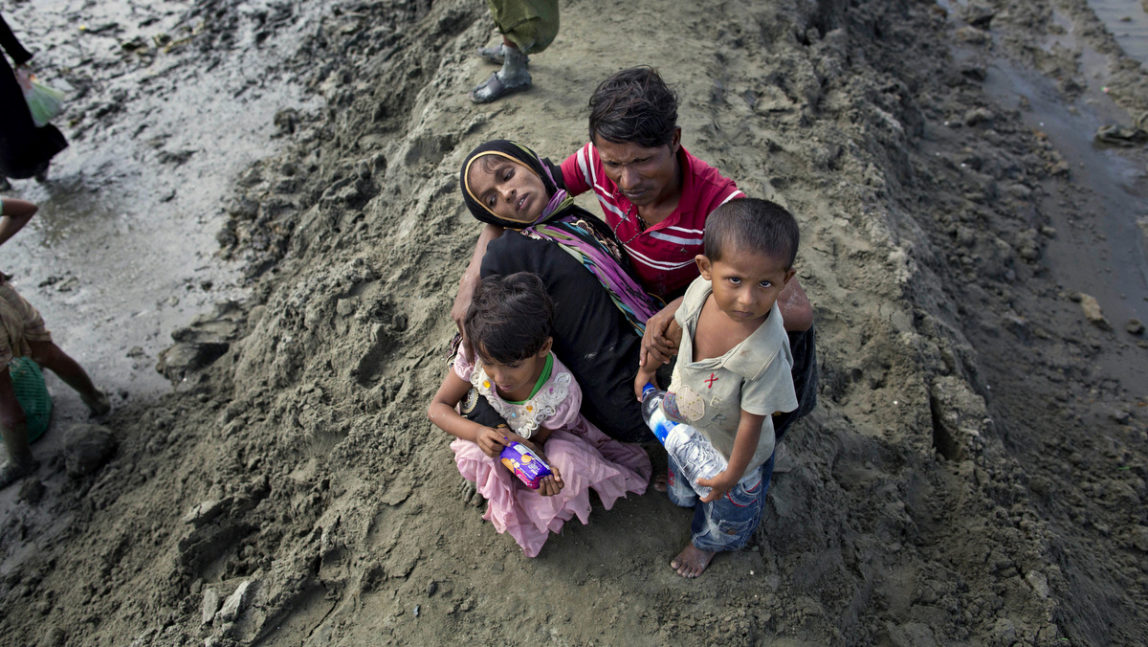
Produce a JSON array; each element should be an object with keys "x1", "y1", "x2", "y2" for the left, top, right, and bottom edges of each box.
[
  {"x1": 352, "y1": 298, "x2": 408, "y2": 386},
  {"x1": 402, "y1": 133, "x2": 458, "y2": 169},
  {"x1": 353, "y1": 334, "x2": 391, "y2": 386}
]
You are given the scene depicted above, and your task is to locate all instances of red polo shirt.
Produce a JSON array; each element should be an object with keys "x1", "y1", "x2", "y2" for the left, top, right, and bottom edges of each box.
[{"x1": 561, "y1": 143, "x2": 745, "y2": 299}]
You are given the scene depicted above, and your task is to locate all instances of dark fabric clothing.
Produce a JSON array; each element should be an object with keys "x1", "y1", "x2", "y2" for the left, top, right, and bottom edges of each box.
[
  {"x1": 0, "y1": 13, "x2": 67, "y2": 180},
  {"x1": 773, "y1": 325, "x2": 818, "y2": 442},
  {"x1": 481, "y1": 232, "x2": 650, "y2": 443},
  {"x1": 0, "y1": 14, "x2": 32, "y2": 66}
]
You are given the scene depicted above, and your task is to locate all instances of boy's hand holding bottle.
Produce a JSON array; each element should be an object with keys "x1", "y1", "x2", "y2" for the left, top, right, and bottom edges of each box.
[{"x1": 695, "y1": 469, "x2": 741, "y2": 503}]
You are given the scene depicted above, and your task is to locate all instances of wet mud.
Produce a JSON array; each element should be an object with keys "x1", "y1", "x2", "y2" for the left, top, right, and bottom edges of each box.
[{"x1": 1, "y1": 0, "x2": 1147, "y2": 646}]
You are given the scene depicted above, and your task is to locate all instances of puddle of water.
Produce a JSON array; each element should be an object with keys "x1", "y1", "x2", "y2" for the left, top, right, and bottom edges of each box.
[
  {"x1": 983, "y1": 61, "x2": 1148, "y2": 323},
  {"x1": 973, "y1": 5, "x2": 1148, "y2": 333},
  {"x1": 939, "y1": 0, "x2": 1148, "y2": 66},
  {"x1": 939, "y1": 0, "x2": 1148, "y2": 333},
  {"x1": 1088, "y1": 0, "x2": 1148, "y2": 64}
]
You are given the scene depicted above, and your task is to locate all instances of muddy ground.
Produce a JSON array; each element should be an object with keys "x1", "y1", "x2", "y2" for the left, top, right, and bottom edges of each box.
[{"x1": 2, "y1": 0, "x2": 1147, "y2": 645}]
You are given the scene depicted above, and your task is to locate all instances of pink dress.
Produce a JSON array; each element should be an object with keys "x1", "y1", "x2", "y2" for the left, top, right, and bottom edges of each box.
[{"x1": 450, "y1": 349, "x2": 651, "y2": 557}]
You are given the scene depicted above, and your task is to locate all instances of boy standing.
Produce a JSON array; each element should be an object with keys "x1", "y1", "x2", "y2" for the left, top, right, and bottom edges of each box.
[
  {"x1": 0, "y1": 196, "x2": 110, "y2": 489},
  {"x1": 635, "y1": 198, "x2": 801, "y2": 577}
]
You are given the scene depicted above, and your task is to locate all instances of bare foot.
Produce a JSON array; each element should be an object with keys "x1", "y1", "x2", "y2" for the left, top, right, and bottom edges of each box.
[
  {"x1": 652, "y1": 471, "x2": 668, "y2": 493},
  {"x1": 83, "y1": 390, "x2": 112, "y2": 418},
  {"x1": 670, "y1": 543, "x2": 715, "y2": 578},
  {"x1": 0, "y1": 457, "x2": 40, "y2": 490}
]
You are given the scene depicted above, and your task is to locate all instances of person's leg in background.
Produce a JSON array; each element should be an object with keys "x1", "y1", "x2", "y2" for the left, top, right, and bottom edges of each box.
[
  {"x1": 470, "y1": 0, "x2": 558, "y2": 103},
  {"x1": 28, "y1": 339, "x2": 109, "y2": 416}
]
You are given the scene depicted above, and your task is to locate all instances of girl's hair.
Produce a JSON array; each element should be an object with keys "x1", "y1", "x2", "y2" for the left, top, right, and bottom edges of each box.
[{"x1": 464, "y1": 272, "x2": 554, "y2": 363}]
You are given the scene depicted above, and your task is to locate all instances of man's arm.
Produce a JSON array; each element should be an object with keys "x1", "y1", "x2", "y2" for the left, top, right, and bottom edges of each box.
[
  {"x1": 0, "y1": 198, "x2": 37, "y2": 248},
  {"x1": 778, "y1": 278, "x2": 812, "y2": 332},
  {"x1": 558, "y1": 145, "x2": 594, "y2": 197}
]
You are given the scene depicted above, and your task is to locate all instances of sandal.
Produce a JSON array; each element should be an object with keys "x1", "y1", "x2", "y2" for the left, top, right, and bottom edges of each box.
[{"x1": 470, "y1": 71, "x2": 531, "y2": 104}]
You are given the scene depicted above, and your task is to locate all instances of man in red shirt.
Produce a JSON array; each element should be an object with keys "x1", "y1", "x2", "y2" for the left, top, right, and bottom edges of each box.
[
  {"x1": 558, "y1": 68, "x2": 812, "y2": 394},
  {"x1": 561, "y1": 137, "x2": 744, "y2": 300}
]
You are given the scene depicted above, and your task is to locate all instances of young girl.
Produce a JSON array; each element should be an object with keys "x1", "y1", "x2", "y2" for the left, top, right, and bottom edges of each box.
[{"x1": 428, "y1": 272, "x2": 651, "y2": 557}]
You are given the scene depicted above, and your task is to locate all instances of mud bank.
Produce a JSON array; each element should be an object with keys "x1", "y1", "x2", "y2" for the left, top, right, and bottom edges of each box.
[{"x1": 2, "y1": 0, "x2": 1147, "y2": 646}]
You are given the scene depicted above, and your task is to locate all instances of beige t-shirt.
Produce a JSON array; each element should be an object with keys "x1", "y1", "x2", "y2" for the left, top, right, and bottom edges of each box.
[{"x1": 667, "y1": 277, "x2": 798, "y2": 473}]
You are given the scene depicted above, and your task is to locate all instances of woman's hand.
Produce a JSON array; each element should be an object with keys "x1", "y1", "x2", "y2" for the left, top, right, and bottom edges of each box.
[
  {"x1": 640, "y1": 299, "x2": 682, "y2": 370},
  {"x1": 450, "y1": 274, "x2": 477, "y2": 334},
  {"x1": 696, "y1": 469, "x2": 740, "y2": 504},
  {"x1": 452, "y1": 224, "x2": 506, "y2": 332}
]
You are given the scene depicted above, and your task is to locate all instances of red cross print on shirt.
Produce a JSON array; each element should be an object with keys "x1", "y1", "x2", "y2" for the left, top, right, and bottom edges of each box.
[{"x1": 704, "y1": 373, "x2": 719, "y2": 389}]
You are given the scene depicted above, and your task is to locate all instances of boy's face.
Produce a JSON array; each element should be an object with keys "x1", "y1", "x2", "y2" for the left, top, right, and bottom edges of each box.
[{"x1": 696, "y1": 246, "x2": 795, "y2": 325}]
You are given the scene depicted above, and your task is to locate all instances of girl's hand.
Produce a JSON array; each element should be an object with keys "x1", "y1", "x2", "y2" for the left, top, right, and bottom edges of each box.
[
  {"x1": 513, "y1": 438, "x2": 562, "y2": 496},
  {"x1": 696, "y1": 469, "x2": 739, "y2": 504},
  {"x1": 536, "y1": 464, "x2": 564, "y2": 496},
  {"x1": 474, "y1": 426, "x2": 512, "y2": 457}
]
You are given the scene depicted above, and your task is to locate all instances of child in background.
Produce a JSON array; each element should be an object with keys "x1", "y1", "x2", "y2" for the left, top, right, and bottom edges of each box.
[
  {"x1": 1, "y1": 196, "x2": 110, "y2": 489},
  {"x1": 429, "y1": 272, "x2": 650, "y2": 557},
  {"x1": 634, "y1": 198, "x2": 801, "y2": 577}
]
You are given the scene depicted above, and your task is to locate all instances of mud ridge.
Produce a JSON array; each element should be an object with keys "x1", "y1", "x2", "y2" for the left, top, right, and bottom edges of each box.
[{"x1": 2, "y1": 0, "x2": 1146, "y2": 645}]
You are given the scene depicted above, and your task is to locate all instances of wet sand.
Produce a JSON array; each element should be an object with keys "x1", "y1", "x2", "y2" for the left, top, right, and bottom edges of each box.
[{"x1": 2, "y1": 0, "x2": 1147, "y2": 645}]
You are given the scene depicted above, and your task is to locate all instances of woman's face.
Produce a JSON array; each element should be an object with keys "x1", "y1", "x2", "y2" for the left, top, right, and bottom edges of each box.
[{"x1": 466, "y1": 154, "x2": 547, "y2": 224}]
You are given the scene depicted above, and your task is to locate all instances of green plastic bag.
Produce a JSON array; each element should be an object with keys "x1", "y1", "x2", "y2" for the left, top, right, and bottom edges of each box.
[
  {"x1": 15, "y1": 68, "x2": 65, "y2": 127},
  {"x1": 9, "y1": 356, "x2": 53, "y2": 443}
]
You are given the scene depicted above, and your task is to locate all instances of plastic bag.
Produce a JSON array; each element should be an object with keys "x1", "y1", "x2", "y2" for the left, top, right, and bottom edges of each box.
[
  {"x1": 15, "y1": 67, "x2": 66, "y2": 127},
  {"x1": 9, "y1": 356, "x2": 53, "y2": 443}
]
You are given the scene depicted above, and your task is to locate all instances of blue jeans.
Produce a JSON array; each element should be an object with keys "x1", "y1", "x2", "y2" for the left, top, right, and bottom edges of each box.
[{"x1": 666, "y1": 454, "x2": 775, "y2": 552}]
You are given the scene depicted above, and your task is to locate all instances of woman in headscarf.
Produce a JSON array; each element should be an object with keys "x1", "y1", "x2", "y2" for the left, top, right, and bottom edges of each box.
[
  {"x1": 457, "y1": 140, "x2": 660, "y2": 443},
  {"x1": 0, "y1": 12, "x2": 67, "y2": 188}
]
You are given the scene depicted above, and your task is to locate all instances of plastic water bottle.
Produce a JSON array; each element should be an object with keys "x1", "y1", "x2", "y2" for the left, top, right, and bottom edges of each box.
[{"x1": 640, "y1": 383, "x2": 728, "y2": 498}]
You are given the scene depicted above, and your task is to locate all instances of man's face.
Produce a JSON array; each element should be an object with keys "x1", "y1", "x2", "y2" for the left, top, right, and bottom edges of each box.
[{"x1": 593, "y1": 128, "x2": 681, "y2": 208}]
